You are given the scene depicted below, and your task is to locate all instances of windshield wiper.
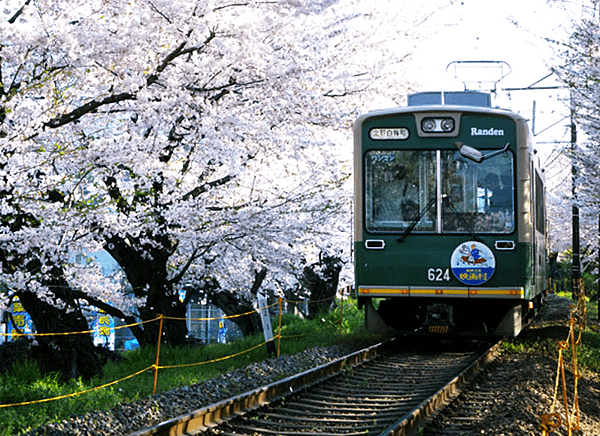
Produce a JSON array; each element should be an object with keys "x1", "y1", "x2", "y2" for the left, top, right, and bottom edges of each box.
[
  {"x1": 397, "y1": 197, "x2": 436, "y2": 243},
  {"x1": 442, "y1": 194, "x2": 482, "y2": 242}
]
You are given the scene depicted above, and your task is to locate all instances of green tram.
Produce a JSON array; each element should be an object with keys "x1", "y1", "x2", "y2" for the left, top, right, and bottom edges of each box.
[{"x1": 354, "y1": 91, "x2": 546, "y2": 337}]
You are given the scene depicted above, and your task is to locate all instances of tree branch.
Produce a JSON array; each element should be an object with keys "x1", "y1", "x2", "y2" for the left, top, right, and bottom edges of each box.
[
  {"x1": 8, "y1": 0, "x2": 31, "y2": 24},
  {"x1": 147, "y1": 29, "x2": 217, "y2": 86},
  {"x1": 44, "y1": 29, "x2": 217, "y2": 129},
  {"x1": 44, "y1": 92, "x2": 136, "y2": 129},
  {"x1": 250, "y1": 267, "x2": 267, "y2": 296},
  {"x1": 168, "y1": 247, "x2": 200, "y2": 286},
  {"x1": 148, "y1": 0, "x2": 172, "y2": 23},
  {"x1": 181, "y1": 174, "x2": 233, "y2": 201},
  {"x1": 186, "y1": 77, "x2": 265, "y2": 94},
  {"x1": 104, "y1": 175, "x2": 133, "y2": 214},
  {"x1": 70, "y1": 288, "x2": 144, "y2": 341}
]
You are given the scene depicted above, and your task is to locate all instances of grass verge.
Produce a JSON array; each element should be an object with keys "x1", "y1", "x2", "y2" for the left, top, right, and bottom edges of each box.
[
  {"x1": 5, "y1": 295, "x2": 597, "y2": 435},
  {"x1": 1, "y1": 299, "x2": 380, "y2": 435},
  {"x1": 502, "y1": 293, "x2": 600, "y2": 374}
]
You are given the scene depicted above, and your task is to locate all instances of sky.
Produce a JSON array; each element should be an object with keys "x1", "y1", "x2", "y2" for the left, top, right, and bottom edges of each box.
[
  {"x1": 411, "y1": 0, "x2": 582, "y2": 144},
  {"x1": 402, "y1": 0, "x2": 599, "y2": 250},
  {"x1": 408, "y1": 0, "x2": 594, "y2": 198}
]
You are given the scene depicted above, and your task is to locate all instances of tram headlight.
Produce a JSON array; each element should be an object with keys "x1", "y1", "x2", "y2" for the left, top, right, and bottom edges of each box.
[
  {"x1": 441, "y1": 118, "x2": 455, "y2": 132},
  {"x1": 422, "y1": 119, "x2": 437, "y2": 132},
  {"x1": 421, "y1": 117, "x2": 455, "y2": 133}
]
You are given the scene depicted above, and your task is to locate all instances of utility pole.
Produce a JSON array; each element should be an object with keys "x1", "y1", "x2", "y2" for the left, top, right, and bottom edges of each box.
[
  {"x1": 504, "y1": 73, "x2": 579, "y2": 297},
  {"x1": 571, "y1": 97, "x2": 581, "y2": 299}
]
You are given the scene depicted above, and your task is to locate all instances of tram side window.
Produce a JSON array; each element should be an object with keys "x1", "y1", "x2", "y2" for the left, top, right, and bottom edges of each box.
[
  {"x1": 441, "y1": 151, "x2": 514, "y2": 234},
  {"x1": 535, "y1": 171, "x2": 545, "y2": 234},
  {"x1": 365, "y1": 150, "x2": 436, "y2": 233}
]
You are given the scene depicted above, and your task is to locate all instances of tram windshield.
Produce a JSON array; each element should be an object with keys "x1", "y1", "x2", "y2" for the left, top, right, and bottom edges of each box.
[{"x1": 365, "y1": 150, "x2": 514, "y2": 234}]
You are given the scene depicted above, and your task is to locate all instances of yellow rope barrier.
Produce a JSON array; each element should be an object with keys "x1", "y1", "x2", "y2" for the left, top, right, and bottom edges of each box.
[
  {"x1": 540, "y1": 413, "x2": 562, "y2": 435},
  {"x1": 0, "y1": 291, "x2": 346, "y2": 409},
  {"x1": 157, "y1": 341, "x2": 267, "y2": 370},
  {"x1": 0, "y1": 366, "x2": 152, "y2": 408},
  {"x1": 161, "y1": 301, "x2": 279, "y2": 322},
  {"x1": 277, "y1": 297, "x2": 282, "y2": 358},
  {"x1": 152, "y1": 314, "x2": 164, "y2": 395},
  {"x1": 540, "y1": 280, "x2": 585, "y2": 435}
]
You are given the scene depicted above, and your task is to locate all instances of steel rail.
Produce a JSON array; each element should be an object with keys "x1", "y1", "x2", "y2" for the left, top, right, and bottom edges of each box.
[
  {"x1": 128, "y1": 339, "x2": 500, "y2": 436},
  {"x1": 379, "y1": 340, "x2": 502, "y2": 436},
  {"x1": 128, "y1": 342, "x2": 383, "y2": 436}
]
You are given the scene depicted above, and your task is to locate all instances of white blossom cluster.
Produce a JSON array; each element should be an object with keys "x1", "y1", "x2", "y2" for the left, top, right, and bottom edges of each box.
[{"x1": 0, "y1": 0, "x2": 436, "y2": 317}]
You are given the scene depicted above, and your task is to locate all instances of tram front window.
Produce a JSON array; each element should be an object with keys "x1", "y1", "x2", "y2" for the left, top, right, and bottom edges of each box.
[
  {"x1": 441, "y1": 151, "x2": 514, "y2": 233},
  {"x1": 365, "y1": 150, "x2": 436, "y2": 233},
  {"x1": 364, "y1": 149, "x2": 514, "y2": 234}
]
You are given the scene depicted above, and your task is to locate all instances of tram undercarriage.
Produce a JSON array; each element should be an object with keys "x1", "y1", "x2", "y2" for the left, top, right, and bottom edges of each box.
[{"x1": 362, "y1": 295, "x2": 543, "y2": 337}]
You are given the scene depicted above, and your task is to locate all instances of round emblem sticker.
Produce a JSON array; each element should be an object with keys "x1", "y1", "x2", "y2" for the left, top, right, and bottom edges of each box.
[{"x1": 450, "y1": 241, "x2": 496, "y2": 286}]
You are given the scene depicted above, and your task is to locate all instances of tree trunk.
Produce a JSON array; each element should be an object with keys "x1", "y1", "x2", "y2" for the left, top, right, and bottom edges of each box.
[
  {"x1": 0, "y1": 199, "x2": 103, "y2": 381},
  {"x1": 104, "y1": 234, "x2": 189, "y2": 347},
  {"x1": 301, "y1": 253, "x2": 342, "y2": 319},
  {"x1": 138, "y1": 280, "x2": 188, "y2": 347},
  {"x1": 195, "y1": 269, "x2": 268, "y2": 337},
  {"x1": 15, "y1": 268, "x2": 102, "y2": 381},
  {"x1": 206, "y1": 290, "x2": 263, "y2": 336}
]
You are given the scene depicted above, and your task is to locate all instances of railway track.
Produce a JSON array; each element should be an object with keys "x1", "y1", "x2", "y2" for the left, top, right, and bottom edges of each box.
[{"x1": 130, "y1": 339, "x2": 500, "y2": 436}]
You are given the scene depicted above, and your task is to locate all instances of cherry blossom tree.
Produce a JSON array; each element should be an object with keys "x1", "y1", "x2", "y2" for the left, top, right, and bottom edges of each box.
[
  {"x1": 551, "y1": 4, "x2": 600, "y2": 292},
  {"x1": 1, "y1": 0, "x2": 436, "y2": 375}
]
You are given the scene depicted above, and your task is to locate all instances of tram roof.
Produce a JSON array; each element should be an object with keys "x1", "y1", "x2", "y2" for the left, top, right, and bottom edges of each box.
[{"x1": 408, "y1": 91, "x2": 491, "y2": 107}]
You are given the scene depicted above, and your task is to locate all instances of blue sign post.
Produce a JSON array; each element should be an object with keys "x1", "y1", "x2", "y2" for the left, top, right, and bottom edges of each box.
[
  {"x1": 93, "y1": 310, "x2": 115, "y2": 350},
  {"x1": 7, "y1": 297, "x2": 34, "y2": 341}
]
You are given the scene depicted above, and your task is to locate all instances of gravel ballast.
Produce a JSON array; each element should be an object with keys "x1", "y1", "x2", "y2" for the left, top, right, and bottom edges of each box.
[{"x1": 23, "y1": 344, "x2": 367, "y2": 436}]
